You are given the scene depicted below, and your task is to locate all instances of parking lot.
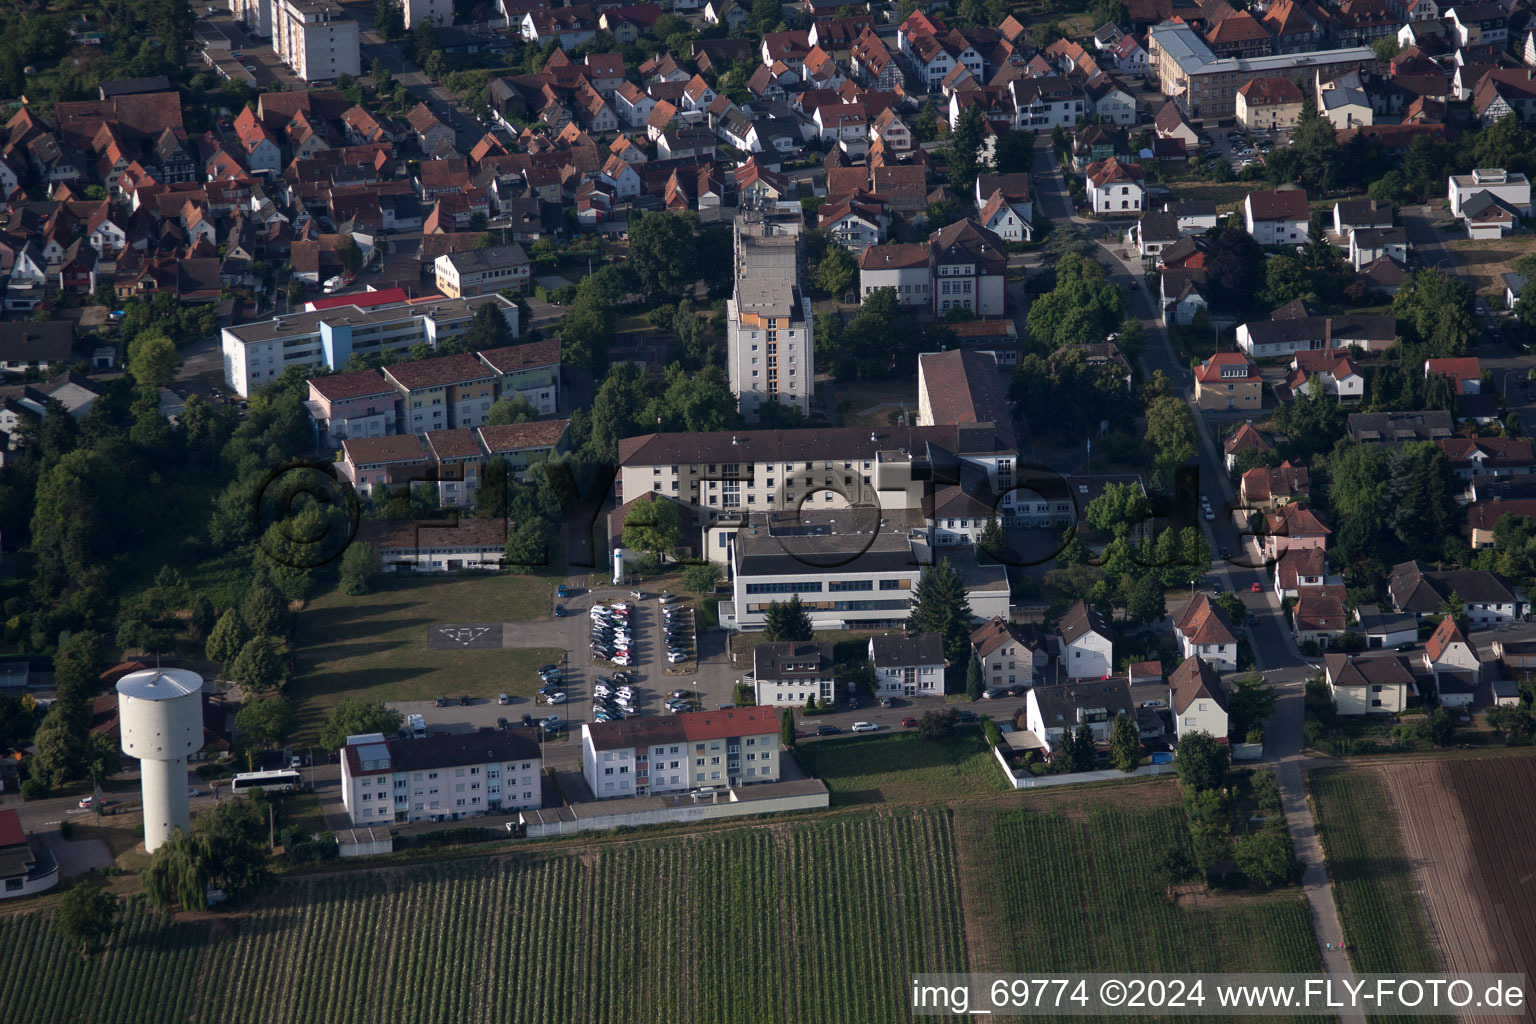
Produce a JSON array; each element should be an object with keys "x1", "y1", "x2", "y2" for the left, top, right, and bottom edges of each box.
[{"x1": 390, "y1": 583, "x2": 747, "y2": 759}]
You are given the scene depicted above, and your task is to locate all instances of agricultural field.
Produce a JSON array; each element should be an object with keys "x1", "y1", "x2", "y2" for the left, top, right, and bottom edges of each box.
[
  {"x1": 1307, "y1": 770, "x2": 1441, "y2": 975},
  {"x1": 954, "y1": 794, "x2": 1325, "y2": 1004},
  {"x1": 1377, "y1": 756, "x2": 1536, "y2": 1015},
  {"x1": 287, "y1": 574, "x2": 561, "y2": 740},
  {"x1": 794, "y1": 732, "x2": 1009, "y2": 806},
  {"x1": 0, "y1": 809, "x2": 968, "y2": 1024}
]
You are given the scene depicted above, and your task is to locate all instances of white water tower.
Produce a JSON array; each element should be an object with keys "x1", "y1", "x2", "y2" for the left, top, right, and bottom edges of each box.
[{"x1": 116, "y1": 668, "x2": 204, "y2": 853}]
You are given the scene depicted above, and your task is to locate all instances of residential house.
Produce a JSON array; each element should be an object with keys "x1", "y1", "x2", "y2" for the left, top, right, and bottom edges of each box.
[
  {"x1": 1084, "y1": 157, "x2": 1144, "y2": 215},
  {"x1": 434, "y1": 244, "x2": 531, "y2": 298},
  {"x1": 337, "y1": 434, "x2": 431, "y2": 498},
  {"x1": 970, "y1": 616, "x2": 1048, "y2": 689},
  {"x1": 1466, "y1": 499, "x2": 1536, "y2": 549},
  {"x1": 1387, "y1": 560, "x2": 1522, "y2": 627},
  {"x1": 1153, "y1": 100, "x2": 1199, "y2": 145},
  {"x1": 1259, "y1": 502, "x2": 1330, "y2": 562},
  {"x1": 1237, "y1": 305, "x2": 1397, "y2": 358},
  {"x1": 1324, "y1": 653, "x2": 1417, "y2": 714},
  {"x1": 1447, "y1": 168, "x2": 1531, "y2": 218},
  {"x1": 405, "y1": 103, "x2": 455, "y2": 153},
  {"x1": 818, "y1": 196, "x2": 887, "y2": 254},
  {"x1": 1294, "y1": 588, "x2": 1350, "y2": 647},
  {"x1": 1173, "y1": 593, "x2": 1239, "y2": 671},
  {"x1": 1347, "y1": 226, "x2": 1408, "y2": 270},
  {"x1": 1026, "y1": 680, "x2": 1134, "y2": 755},
  {"x1": 581, "y1": 708, "x2": 780, "y2": 798},
  {"x1": 383, "y1": 352, "x2": 498, "y2": 436},
  {"x1": 1160, "y1": 267, "x2": 1209, "y2": 326},
  {"x1": 1274, "y1": 546, "x2": 1327, "y2": 599},
  {"x1": 1058, "y1": 599, "x2": 1113, "y2": 679},
  {"x1": 1355, "y1": 604, "x2": 1418, "y2": 649},
  {"x1": 1424, "y1": 614, "x2": 1482, "y2": 705},
  {"x1": 1424, "y1": 357, "x2": 1482, "y2": 395},
  {"x1": 868, "y1": 633, "x2": 946, "y2": 697},
  {"x1": 1223, "y1": 422, "x2": 1275, "y2": 471},
  {"x1": 1169, "y1": 655, "x2": 1230, "y2": 742},
  {"x1": 1244, "y1": 188, "x2": 1309, "y2": 246},
  {"x1": 0, "y1": 809, "x2": 59, "y2": 900},
  {"x1": 753, "y1": 641, "x2": 836, "y2": 706},
  {"x1": 1236, "y1": 76, "x2": 1305, "y2": 130},
  {"x1": 1282, "y1": 349, "x2": 1365, "y2": 402},
  {"x1": 476, "y1": 420, "x2": 570, "y2": 479},
  {"x1": 857, "y1": 242, "x2": 932, "y2": 308},
  {"x1": 1333, "y1": 197, "x2": 1393, "y2": 236},
  {"x1": 1242, "y1": 461, "x2": 1311, "y2": 510},
  {"x1": 927, "y1": 219, "x2": 1008, "y2": 317},
  {"x1": 1193, "y1": 352, "x2": 1262, "y2": 411},
  {"x1": 478, "y1": 339, "x2": 561, "y2": 416},
  {"x1": 1347, "y1": 410, "x2": 1455, "y2": 447},
  {"x1": 1438, "y1": 436, "x2": 1534, "y2": 481}
]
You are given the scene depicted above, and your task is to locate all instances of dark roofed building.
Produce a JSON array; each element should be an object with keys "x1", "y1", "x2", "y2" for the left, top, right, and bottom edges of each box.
[{"x1": 1387, "y1": 560, "x2": 1522, "y2": 627}]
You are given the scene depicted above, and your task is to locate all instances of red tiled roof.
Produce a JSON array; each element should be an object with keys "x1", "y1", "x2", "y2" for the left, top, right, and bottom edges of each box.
[
  {"x1": 1173, "y1": 592, "x2": 1237, "y2": 646},
  {"x1": 1247, "y1": 188, "x2": 1310, "y2": 221},
  {"x1": 585, "y1": 706, "x2": 778, "y2": 750}
]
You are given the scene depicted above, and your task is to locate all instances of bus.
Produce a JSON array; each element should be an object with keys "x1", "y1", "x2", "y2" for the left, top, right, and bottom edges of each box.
[{"x1": 230, "y1": 769, "x2": 303, "y2": 795}]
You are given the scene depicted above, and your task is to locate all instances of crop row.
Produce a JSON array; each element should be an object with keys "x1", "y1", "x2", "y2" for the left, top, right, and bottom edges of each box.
[
  {"x1": 0, "y1": 808, "x2": 968, "y2": 1023},
  {"x1": 971, "y1": 801, "x2": 1322, "y2": 1023}
]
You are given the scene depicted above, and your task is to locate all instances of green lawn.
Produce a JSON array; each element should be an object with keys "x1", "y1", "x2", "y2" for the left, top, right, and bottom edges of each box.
[
  {"x1": 794, "y1": 731, "x2": 1009, "y2": 805},
  {"x1": 286, "y1": 575, "x2": 560, "y2": 741}
]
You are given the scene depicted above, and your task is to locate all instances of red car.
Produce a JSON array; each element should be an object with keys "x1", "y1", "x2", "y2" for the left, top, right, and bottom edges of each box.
[
  {"x1": 901, "y1": 717, "x2": 918, "y2": 728},
  {"x1": 1251, "y1": 582, "x2": 1262, "y2": 592}
]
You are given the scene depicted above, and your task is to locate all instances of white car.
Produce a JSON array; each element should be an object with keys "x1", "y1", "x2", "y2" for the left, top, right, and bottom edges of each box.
[
  {"x1": 543, "y1": 692, "x2": 568, "y2": 705},
  {"x1": 611, "y1": 655, "x2": 630, "y2": 666},
  {"x1": 1203, "y1": 508, "x2": 1215, "y2": 521},
  {"x1": 667, "y1": 651, "x2": 688, "y2": 663},
  {"x1": 851, "y1": 721, "x2": 879, "y2": 733}
]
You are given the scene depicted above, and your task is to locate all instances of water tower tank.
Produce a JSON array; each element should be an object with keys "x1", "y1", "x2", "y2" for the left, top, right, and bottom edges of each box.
[{"x1": 116, "y1": 668, "x2": 204, "y2": 853}]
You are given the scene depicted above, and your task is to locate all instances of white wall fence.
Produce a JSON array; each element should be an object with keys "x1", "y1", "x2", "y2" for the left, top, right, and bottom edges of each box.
[
  {"x1": 992, "y1": 745, "x2": 1178, "y2": 789},
  {"x1": 520, "y1": 784, "x2": 829, "y2": 838}
]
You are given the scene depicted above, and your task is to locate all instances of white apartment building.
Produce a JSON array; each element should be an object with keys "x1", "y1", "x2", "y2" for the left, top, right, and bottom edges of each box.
[
  {"x1": 868, "y1": 632, "x2": 945, "y2": 697},
  {"x1": 404, "y1": 0, "x2": 451, "y2": 28},
  {"x1": 1026, "y1": 680, "x2": 1134, "y2": 754},
  {"x1": 970, "y1": 616, "x2": 1048, "y2": 689},
  {"x1": 231, "y1": 0, "x2": 275, "y2": 37},
  {"x1": 220, "y1": 294, "x2": 516, "y2": 396},
  {"x1": 339, "y1": 730, "x2": 542, "y2": 825},
  {"x1": 711, "y1": 507, "x2": 1011, "y2": 632},
  {"x1": 753, "y1": 641, "x2": 836, "y2": 705},
  {"x1": 581, "y1": 708, "x2": 780, "y2": 799},
  {"x1": 727, "y1": 218, "x2": 814, "y2": 420},
  {"x1": 272, "y1": 0, "x2": 360, "y2": 83},
  {"x1": 1448, "y1": 168, "x2": 1532, "y2": 217},
  {"x1": 434, "y1": 244, "x2": 532, "y2": 298}
]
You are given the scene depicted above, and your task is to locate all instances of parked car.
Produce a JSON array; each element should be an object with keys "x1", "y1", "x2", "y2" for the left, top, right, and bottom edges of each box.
[
  {"x1": 848, "y1": 697, "x2": 860, "y2": 709},
  {"x1": 671, "y1": 689, "x2": 690, "y2": 699},
  {"x1": 1395, "y1": 642, "x2": 1417, "y2": 652},
  {"x1": 1251, "y1": 582, "x2": 1262, "y2": 592},
  {"x1": 901, "y1": 717, "x2": 918, "y2": 728},
  {"x1": 498, "y1": 693, "x2": 511, "y2": 705},
  {"x1": 521, "y1": 714, "x2": 535, "y2": 727},
  {"x1": 1008, "y1": 685, "x2": 1028, "y2": 697},
  {"x1": 542, "y1": 692, "x2": 568, "y2": 705},
  {"x1": 955, "y1": 710, "x2": 979, "y2": 723},
  {"x1": 496, "y1": 717, "x2": 509, "y2": 730},
  {"x1": 538, "y1": 715, "x2": 563, "y2": 730},
  {"x1": 851, "y1": 721, "x2": 878, "y2": 733},
  {"x1": 556, "y1": 584, "x2": 568, "y2": 598},
  {"x1": 554, "y1": 605, "x2": 565, "y2": 617},
  {"x1": 878, "y1": 696, "x2": 894, "y2": 708},
  {"x1": 983, "y1": 687, "x2": 1007, "y2": 699},
  {"x1": 816, "y1": 725, "x2": 841, "y2": 736},
  {"x1": 667, "y1": 651, "x2": 688, "y2": 663},
  {"x1": 539, "y1": 664, "x2": 559, "y2": 675},
  {"x1": 434, "y1": 696, "x2": 447, "y2": 707}
]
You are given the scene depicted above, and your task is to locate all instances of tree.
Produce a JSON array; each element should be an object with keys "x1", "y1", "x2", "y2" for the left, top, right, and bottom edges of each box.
[
  {"x1": 966, "y1": 653, "x2": 984, "y2": 701},
  {"x1": 908, "y1": 560, "x2": 975, "y2": 676},
  {"x1": 127, "y1": 332, "x2": 177, "y2": 388},
  {"x1": 1426, "y1": 706, "x2": 1456, "y2": 747},
  {"x1": 338, "y1": 542, "x2": 381, "y2": 597},
  {"x1": 374, "y1": 0, "x2": 404, "y2": 39},
  {"x1": 1145, "y1": 396, "x2": 1196, "y2": 485},
  {"x1": 917, "y1": 708, "x2": 959, "y2": 741},
  {"x1": 1227, "y1": 673, "x2": 1277, "y2": 741},
  {"x1": 1124, "y1": 574, "x2": 1166, "y2": 627},
  {"x1": 1290, "y1": 96, "x2": 1340, "y2": 193},
  {"x1": 763, "y1": 595, "x2": 813, "y2": 642},
  {"x1": 1175, "y1": 730, "x2": 1230, "y2": 792},
  {"x1": 319, "y1": 697, "x2": 404, "y2": 751},
  {"x1": 620, "y1": 494, "x2": 682, "y2": 563},
  {"x1": 1084, "y1": 481, "x2": 1152, "y2": 538},
  {"x1": 1393, "y1": 269, "x2": 1476, "y2": 357},
  {"x1": 1234, "y1": 828, "x2": 1300, "y2": 888},
  {"x1": 54, "y1": 882, "x2": 118, "y2": 957},
  {"x1": 682, "y1": 561, "x2": 723, "y2": 594},
  {"x1": 1063, "y1": 721, "x2": 1096, "y2": 772},
  {"x1": 205, "y1": 609, "x2": 250, "y2": 669},
  {"x1": 1185, "y1": 786, "x2": 1232, "y2": 872},
  {"x1": 780, "y1": 708, "x2": 796, "y2": 748},
  {"x1": 30, "y1": 703, "x2": 87, "y2": 788},
  {"x1": 85, "y1": 731, "x2": 121, "y2": 784},
  {"x1": 487, "y1": 396, "x2": 538, "y2": 425},
  {"x1": 1109, "y1": 713, "x2": 1140, "y2": 772},
  {"x1": 228, "y1": 637, "x2": 286, "y2": 694},
  {"x1": 142, "y1": 828, "x2": 211, "y2": 911},
  {"x1": 977, "y1": 517, "x2": 1006, "y2": 561},
  {"x1": 815, "y1": 244, "x2": 856, "y2": 298},
  {"x1": 946, "y1": 104, "x2": 985, "y2": 191},
  {"x1": 235, "y1": 696, "x2": 296, "y2": 749},
  {"x1": 1202, "y1": 228, "x2": 1264, "y2": 316},
  {"x1": 627, "y1": 210, "x2": 698, "y2": 301},
  {"x1": 465, "y1": 301, "x2": 513, "y2": 351},
  {"x1": 335, "y1": 234, "x2": 363, "y2": 275},
  {"x1": 993, "y1": 129, "x2": 1032, "y2": 175},
  {"x1": 748, "y1": 0, "x2": 781, "y2": 33},
  {"x1": 1371, "y1": 35, "x2": 1401, "y2": 62},
  {"x1": 52, "y1": 630, "x2": 102, "y2": 705},
  {"x1": 241, "y1": 573, "x2": 289, "y2": 638}
]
